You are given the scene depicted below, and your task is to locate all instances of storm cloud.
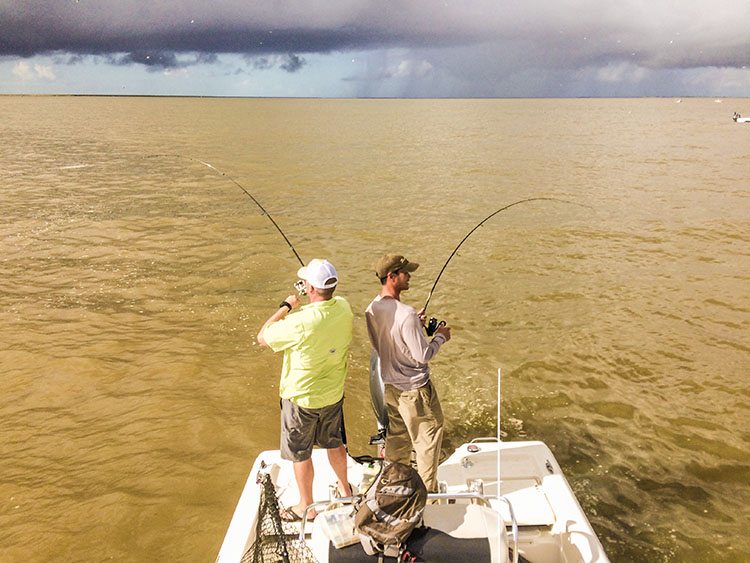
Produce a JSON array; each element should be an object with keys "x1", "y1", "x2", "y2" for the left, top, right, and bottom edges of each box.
[
  {"x1": 1, "y1": 0, "x2": 749, "y2": 96},
  {"x1": 2, "y1": 1, "x2": 749, "y2": 67}
]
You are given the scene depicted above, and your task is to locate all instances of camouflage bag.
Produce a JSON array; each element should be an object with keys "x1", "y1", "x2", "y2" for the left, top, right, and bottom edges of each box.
[{"x1": 354, "y1": 461, "x2": 427, "y2": 558}]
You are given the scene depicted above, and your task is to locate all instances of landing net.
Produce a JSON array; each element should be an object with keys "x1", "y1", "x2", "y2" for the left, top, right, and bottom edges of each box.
[{"x1": 241, "y1": 472, "x2": 316, "y2": 563}]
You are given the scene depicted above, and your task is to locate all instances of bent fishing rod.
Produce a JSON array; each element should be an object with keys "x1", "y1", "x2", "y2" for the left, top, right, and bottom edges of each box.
[
  {"x1": 145, "y1": 154, "x2": 305, "y2": 267},
  {"x1": 422, "y1": 197, "x2": 590, "y2": 335},
  {"x1": 145, "y1": 154, "x2": 365, "y2": 451}
]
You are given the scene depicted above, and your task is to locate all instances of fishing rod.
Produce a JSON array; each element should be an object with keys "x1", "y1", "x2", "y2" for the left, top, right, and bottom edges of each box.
[
  {"x1": 142, "y1": 155, "x2": 370, "y2": 451},
  {"x1": 422, "y1": 197, "x2": 590, "y2": 335},
  {"x1": 145, "y1": 154, "x2": 305, "y2": 267}
]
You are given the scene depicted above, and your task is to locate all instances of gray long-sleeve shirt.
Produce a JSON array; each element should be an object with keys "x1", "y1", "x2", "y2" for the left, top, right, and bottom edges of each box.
[{"x1": 365, "y1": 295, "x2": 446, "y2": 391}]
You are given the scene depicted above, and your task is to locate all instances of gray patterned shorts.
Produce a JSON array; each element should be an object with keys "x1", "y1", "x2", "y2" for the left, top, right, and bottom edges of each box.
[{"x1": 280, "y1": 397, "x2": 344, "y2": 462}]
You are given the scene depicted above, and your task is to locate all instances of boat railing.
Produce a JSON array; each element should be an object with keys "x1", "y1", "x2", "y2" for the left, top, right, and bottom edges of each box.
[
  {"x1": 299, "y1": 497, "x2": 358, "y2": 539},
  {"x1": 494, "y1": 495, "x2": 520, "y2": 563},
  {"x1": 299, "y1": 492, "x2": 519, "y2": 562}
]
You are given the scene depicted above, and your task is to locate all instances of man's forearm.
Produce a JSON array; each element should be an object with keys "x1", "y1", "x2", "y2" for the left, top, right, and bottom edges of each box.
[{"x1": 257, "y1": 303, "x2": 293, "y2": 346}]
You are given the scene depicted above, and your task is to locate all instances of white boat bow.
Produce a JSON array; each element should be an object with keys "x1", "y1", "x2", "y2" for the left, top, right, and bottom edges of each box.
[{"x1": 217, "y1": 437, "x2": 609, "y2": 562}]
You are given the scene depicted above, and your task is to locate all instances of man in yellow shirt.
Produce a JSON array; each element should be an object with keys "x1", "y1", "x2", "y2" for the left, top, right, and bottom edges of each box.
[{"x1": 258, "y1": 258, "x2": 354, "y2": 521}]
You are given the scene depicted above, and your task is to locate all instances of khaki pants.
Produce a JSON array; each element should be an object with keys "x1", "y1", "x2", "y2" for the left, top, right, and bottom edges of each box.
[{"x1": 384, "y1": 381, "x2": 444, "y2": 492}]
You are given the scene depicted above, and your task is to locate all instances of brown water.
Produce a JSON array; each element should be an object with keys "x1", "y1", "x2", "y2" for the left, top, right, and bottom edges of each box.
[{"x1": 1, "y1": 96, "x2": 748, "y2": 562}]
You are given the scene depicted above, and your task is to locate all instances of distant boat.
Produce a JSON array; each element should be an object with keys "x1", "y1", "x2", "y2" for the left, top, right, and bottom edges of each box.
[{"x1": 732, "y1": 112, "x2": 750, "y2": 123}]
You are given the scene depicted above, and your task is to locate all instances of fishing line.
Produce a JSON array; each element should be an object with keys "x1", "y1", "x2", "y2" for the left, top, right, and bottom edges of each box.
[
  {"x1": 144, "y1": 154, "x2": 305, "y2": 266},
  {"x1": 423, "y1": 197, "x2": 590, "y2": 314}
]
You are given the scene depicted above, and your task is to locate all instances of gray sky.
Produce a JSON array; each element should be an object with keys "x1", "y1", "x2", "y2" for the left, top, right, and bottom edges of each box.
[{"x1": 1, "y1": 0, "x2": 749, "y2": 97}]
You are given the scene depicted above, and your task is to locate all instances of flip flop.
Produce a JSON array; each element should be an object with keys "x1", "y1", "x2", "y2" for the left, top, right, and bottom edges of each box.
[
  {"x1": 335, "y1": 482, "x2": 355, "y2": 498},
  {"x1": 280, "y1": 507, "x2": 316, "y2": 522},
  {"x1": 279, "y1": 507, "x2": 304, "y2": 522}
]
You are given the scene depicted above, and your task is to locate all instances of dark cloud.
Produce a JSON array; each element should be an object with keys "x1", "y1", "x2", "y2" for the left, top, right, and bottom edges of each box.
[
  {"x1": 247, "y1": 53, "x2": 307, "y2": 73},
  {"x1": 109, "y1": 52, "x2": 180, "y2": 69},
  {"x1": 0, "y1": 2, "x2": 411, "y2": 59},
  {"x1": 2, "y1": 1, "x2": 745, "y2": 69},
  {"x1": 1, "y1": 0, "x2": 749, "y2": 94},
  {"x1": 280, "y1": 54, "x2": 306, "y2": 73},
  {"x1": 102, "y1": 51, "x2": 217, "y2": 71}
]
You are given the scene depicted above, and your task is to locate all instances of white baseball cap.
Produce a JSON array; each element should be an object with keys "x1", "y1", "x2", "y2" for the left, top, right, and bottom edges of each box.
[{"x1": 297, "y1": 258, "x2": 339, "y2": 289}]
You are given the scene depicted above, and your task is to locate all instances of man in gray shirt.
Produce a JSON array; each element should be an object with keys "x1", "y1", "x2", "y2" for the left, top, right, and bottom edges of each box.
[{"x1": 365, "y1": 254, "x2": 451, "y2": 492}]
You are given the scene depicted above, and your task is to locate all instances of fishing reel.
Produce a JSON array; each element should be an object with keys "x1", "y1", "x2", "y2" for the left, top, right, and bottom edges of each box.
[
  {"x1": 425, "y1": 317, "x2": 446, "y2": 337},
  {"x1": 294, "y1": 279, "x2": 307, "y2": 296}
]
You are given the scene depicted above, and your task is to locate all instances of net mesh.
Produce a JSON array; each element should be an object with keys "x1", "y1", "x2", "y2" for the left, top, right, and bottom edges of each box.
[{"x1": 241, "y1": 472, "x2": 317, "y2": 563}]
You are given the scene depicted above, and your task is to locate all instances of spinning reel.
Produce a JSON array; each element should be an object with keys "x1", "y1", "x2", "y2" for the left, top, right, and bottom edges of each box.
[
  {"x1": 294, "y1": 279, "x2": 307, "y2": 295},
  {"x1": 425, "y1": 316, "x2": 446, "y2": 337}
]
